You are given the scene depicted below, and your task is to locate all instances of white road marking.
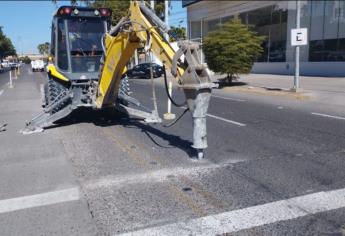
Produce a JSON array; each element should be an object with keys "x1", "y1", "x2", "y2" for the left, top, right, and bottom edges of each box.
[
  {"x1": 85, "y1": 164, "x2": 219, "y2": 190},
  {"x1": 311, "y1": 112, "x2": 345, "y2": 121},
  {"x1": 119, "y1": 188, "x2": 345, "y2": 236},
  {"x1": 0, "y1": 90, "x2": 3, "y2": 96},
  {"x1": 206, "y1": 113, "x2": 246, "y2": 127},
  {"x1": 212, "y1": 94, "x2": 246, "y2": 102},
  {"x1": 179, "y1": 107, "x2": 246, "y2": 127},
  {"x1": 0, "y1": 187, "x2": 79, "y2": 214}
]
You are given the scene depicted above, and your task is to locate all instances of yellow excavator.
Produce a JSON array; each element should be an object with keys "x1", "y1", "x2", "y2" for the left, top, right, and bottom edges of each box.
[{"x1": 24, "y1": 1, "x2": 215, "y2": 159}]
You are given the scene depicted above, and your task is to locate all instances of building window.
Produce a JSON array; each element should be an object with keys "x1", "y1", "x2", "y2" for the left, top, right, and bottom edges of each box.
[
  {"x1": 246, "y1": 4, "x2": 288, "y2": 62},
  {"x1": 190, "y1": 20, "x2": 201, "y2": 40},
  {"x1": 202, "y1": 18, "x2": 220, "y2": 37},
  {"x1": 247, "y1": 6, "x2": 272, "y2": 62},
  {"x1": 339, "y1": 0, "x2": 345, "y2": 38},
  {"x1": 309, "y1": 0, "x2": 345, "y2": 61},
  {"x1": 221, "y1": 15, "x2": 233, "y2": 24},
  {"x1": 269, "y1": 4, "x2": 288, "y2": 62}
]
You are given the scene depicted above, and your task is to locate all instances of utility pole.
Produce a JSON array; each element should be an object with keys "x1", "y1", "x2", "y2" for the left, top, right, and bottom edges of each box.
[
  {"x1": 164, "y1": 0, "x2": 169, "y2": 42},
  {"x1": 9, "y1": 70, "x2": 13, "y2": 88},
  {"x1": 163, "y1": 0, "x2": 175, "y2": 120},
  {"x1": 293, "y1": 0, "x2": 301, "y2": 92}
]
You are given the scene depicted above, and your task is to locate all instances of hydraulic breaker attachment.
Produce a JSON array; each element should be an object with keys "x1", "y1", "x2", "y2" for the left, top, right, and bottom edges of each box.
[{"x1": 171, "y1": 41, "x2": 217, "y2": 159}]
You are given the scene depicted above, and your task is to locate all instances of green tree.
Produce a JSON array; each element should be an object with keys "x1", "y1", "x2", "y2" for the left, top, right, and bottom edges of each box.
[
  {"x1": 202, "y1": 18, "x2": 264, "y2": 83},
  {"x1": 90, "y1": 0, "x2": 168, "y2": 25},
  {"x1": 169, "y1": 26, "x2": 186, "y2": 42},
  {"x1": 0, "y1": 27, "x2": 16, "y2": 59},
  {"x1": 37, "y1": 42, "x2": 50, "y2": 55},
  {"x1": 91, "y1": 1, "x2": 130, "y2": 25},
  {"x1": 18, "y1": 56, "x2": 31, "y2": 64}
]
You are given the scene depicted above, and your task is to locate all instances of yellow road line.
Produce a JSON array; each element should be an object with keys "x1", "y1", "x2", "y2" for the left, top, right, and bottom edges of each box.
[
  {"x1": 103, "y1": 128, "x2": 149, "y2": 168},
  {"x1": 124, "y1": 130, "x2": 228, "y2": 212},
  {"x1": 179, "y1": 175, "x2": 230, "y2": 211},
  {"x1": 113, "y1": 126, "x2": 230, "y2": 214},
  {"x1": 166, "y1": 183, "x2": 206, "y2": 217},
  {"x1": 103, "y1": 126, "x2": 206, "y2": 217}
]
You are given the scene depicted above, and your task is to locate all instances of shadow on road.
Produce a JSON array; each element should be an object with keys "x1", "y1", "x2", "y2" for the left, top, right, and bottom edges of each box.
[
  {"x1": 46, "y1": 107, "x2": 196, "y2": 158},
  {"x1": 215, "y1": 77, "x2": 248, "y2": 89}
]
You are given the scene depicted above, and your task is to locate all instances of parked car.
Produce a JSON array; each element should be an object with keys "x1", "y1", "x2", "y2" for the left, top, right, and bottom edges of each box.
[
  {"x1": 125, "y1": 63, "x2": 164, "y2": 79},
  {"x1": 1, "y1": 60, "x2": 10, "y2": 68},
  {"x1": 9, "y1": 62, "x2": 19, "y2": 70},
  {"x1": 31, "y1": 60, "x2": 45, "y2": 72}
]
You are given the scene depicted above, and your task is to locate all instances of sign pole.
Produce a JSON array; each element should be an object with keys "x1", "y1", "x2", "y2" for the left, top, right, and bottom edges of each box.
[
  {"x1": 293, "y1": 0, "x2": 301, "y2": 92},
  {"x1": 163, "y1": 0, "x2": 175, "y2": 120},
  {"x1": 9, "y1": 70, "x2": 13, "y2": 88}
]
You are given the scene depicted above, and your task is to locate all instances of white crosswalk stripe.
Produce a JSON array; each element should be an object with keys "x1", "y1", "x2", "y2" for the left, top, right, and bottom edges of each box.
[
  {"x1": 0, "y1": 188, "x2": 80, "y2": 214},
  {"x1": 119, "y1": 188, "x2": 345, "y2": 236}
]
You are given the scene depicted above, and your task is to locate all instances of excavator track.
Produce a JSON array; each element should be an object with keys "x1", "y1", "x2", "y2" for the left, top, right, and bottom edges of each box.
[
  {"x1": 46, "y1": 77, "x2": 70, "y2": 113},
  {"x1": 118, "y1": 76, "x2": 131, "y2": 106}
]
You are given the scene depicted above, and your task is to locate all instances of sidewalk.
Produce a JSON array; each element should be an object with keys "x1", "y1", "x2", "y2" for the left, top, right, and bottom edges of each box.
[
  {"x1": 232, "y1": 74, "x2": 345, "y2": 94},
  {"x1": 209, "y1": 73, "x2": 345, "y2": 107}
]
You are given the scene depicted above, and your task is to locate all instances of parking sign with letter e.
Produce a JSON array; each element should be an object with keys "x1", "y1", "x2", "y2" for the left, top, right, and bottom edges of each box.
[{"x1": 291, "y1": 28, "x2": 308, "y2": 46}]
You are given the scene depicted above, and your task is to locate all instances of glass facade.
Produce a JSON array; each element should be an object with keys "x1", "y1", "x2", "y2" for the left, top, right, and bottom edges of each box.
[
  {"x1": 244, "y1": 4, "x2": 288, "y2": 62},
  {"x1": 188, "y1": 0, "x2": 345, "y2": 63},
  {"x1": 308, "y1": 0, "x2": 345, "y2": 61}
]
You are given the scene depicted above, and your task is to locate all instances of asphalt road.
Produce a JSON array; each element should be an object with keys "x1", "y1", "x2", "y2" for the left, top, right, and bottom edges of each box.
[
  {"x1": 0, "y1": 65, "x2": 345, "y2": 235},
  {"x1": 0, "y1": 67, "x2": 12, "y2": 88}
]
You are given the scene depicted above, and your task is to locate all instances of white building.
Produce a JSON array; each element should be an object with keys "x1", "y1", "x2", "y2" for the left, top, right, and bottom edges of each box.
[{"x1": 183, "y1": 0, "x2": 345, "y2": 76}]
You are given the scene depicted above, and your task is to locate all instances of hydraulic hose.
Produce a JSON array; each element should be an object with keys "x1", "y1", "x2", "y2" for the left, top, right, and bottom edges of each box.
[
  {"x1": 163, "y1": 107, "x2": 189, "y2": 128},
  {"x1": 162, "y1": 65, "x2": 186, "y2": 108},
  {"x1": 162, "y1": 65, "x2": 189, "y2": 128}
]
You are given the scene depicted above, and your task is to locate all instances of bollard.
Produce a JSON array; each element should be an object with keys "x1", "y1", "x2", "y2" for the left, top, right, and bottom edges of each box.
[
  {"x1": 9, "y1": 70, "x2": 13, "y2": 88},
  {"x1": 15, "y1": 68, "x2": 18, "y2": 80},
  {"x1": 163, "y1": 79, "x2": 176, "y2": 120}
]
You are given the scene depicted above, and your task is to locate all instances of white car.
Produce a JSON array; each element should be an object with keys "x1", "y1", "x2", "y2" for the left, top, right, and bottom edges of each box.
[
  {"x1": 1, "y1": 60, "x2": 10, "y2": 68},
  {"x1": 31, "y1": 60, "x2": 45, "y2": 72}
]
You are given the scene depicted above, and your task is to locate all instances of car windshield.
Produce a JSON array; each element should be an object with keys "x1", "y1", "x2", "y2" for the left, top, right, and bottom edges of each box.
[{"x1": 67, "y1": 18, "x2": 105, "y2": 73}]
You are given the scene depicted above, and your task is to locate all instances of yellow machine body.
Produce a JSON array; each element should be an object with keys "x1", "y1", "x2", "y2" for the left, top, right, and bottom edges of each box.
[{"x1": 96, "y1": 1, "x2": 184, "y2": 108}]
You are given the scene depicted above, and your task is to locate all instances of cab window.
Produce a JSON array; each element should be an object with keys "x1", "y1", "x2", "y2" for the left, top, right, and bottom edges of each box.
[{"x1": 57, "y1": 19, "x2": 68, "y2": 71}]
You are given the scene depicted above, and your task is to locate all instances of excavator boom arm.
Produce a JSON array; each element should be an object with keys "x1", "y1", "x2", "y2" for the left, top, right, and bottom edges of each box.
[{"x1": 96, "y1": 1, "x2": 215, "y2": 158}]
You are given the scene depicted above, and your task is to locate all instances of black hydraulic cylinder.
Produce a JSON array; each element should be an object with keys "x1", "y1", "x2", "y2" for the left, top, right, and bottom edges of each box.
[{"x1": 138, "y1": 2, "x2": 170, "y2": 33}]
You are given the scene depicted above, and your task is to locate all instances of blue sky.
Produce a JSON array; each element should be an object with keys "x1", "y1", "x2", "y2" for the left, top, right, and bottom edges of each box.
[{"x1": 0, "y1": 1, "x2": 186, "y2": 55}]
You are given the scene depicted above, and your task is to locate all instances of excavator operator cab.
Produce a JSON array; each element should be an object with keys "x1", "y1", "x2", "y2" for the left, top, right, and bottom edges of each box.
[{"x1": 51, "y1": 6, "x2": 111, "y2": 80}]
